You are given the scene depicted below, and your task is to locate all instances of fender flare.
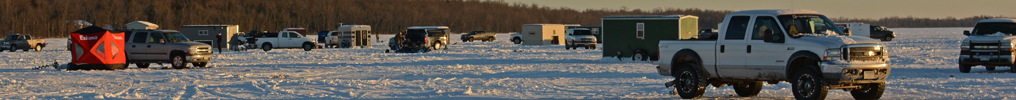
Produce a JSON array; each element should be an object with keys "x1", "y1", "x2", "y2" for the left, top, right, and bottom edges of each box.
[
  {"x1": 671, "y1": 49, "x2": 711, "y2": 77},
  {"x1": 786, "y1": 51, "x2": 822, "y2": 78}
]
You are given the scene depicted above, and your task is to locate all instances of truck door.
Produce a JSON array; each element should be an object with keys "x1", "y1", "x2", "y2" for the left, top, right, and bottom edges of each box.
[
  {"x1": 279, "y1": 32, "x2": 292, "y2": 47},
  {"x1": 127, "y1": 32, "x2": 149, "y2": 60},
  {"x1": 745, "y1": 16, "x2": 789, "y2": 80},
  {"x1": 716, "y1": 16, "x2": 752, "y2": 78},
  {"x1": 288, "y1": 32, "x2": 303, "y2": 47},
  {"x1": 147, "y1": 32, "x2": 170, "y2": 60}
]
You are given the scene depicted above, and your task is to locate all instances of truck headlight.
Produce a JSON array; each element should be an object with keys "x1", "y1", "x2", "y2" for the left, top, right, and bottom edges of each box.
[
  {"x1": 824, "y1": 49, "x2": 842, "y2": 61},
  {"x1": 960, "y1": 40, "x2": 970, "y2": 50}
]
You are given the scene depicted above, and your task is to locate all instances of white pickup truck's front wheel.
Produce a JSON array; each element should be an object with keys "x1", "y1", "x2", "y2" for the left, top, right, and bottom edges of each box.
[
  {"x1": 303, "y1": 43, "x2": 313, "y2": 51},
  {"x1": 673, "y1": 64, "x2": 706, "y2": 99},
  {"x1": 792, "y1": 68, "x2": 828, "y2": 100}
]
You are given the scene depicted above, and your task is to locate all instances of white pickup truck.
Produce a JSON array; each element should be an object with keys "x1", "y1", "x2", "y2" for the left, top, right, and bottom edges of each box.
[
  {"x1": 252, "y1": 31, "x2": 315, "y2": 51},
  {"x1": 655, "y1": 9, "x2": 890, "y2": 100}
]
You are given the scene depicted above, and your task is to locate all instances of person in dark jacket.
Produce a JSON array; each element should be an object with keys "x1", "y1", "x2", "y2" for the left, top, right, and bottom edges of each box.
[{"x1": 216, "y1": 33, "x2": 223, "y2": 54}]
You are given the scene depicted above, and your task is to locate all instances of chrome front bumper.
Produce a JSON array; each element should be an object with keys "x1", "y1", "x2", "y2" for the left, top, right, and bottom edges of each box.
[
  {"x1": 820, "y1": 62, "x2": 891, "y2": 84},
  {"x1": 187, "y1": 54, "x2": 214, "y2": 62}
]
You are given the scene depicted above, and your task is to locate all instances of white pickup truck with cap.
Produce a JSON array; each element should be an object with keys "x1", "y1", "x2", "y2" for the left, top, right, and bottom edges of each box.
[{"x1": 654, "y1": 9, "x2": 890, "y2": 100}]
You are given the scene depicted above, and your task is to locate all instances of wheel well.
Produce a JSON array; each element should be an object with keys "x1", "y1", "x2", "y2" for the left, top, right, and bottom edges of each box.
[
  {"x1": 672, "y1": 49, "x2": 709, "y2": 77},
  {"x1": 786, "y1": 51, "x2": 821, "y2": 78},
  {"x1": 262, "y1": 43, "x2": 272, "y2": 46},
  {"x1": 170, "y1": 50, "x2": 186, "y2": 56}
]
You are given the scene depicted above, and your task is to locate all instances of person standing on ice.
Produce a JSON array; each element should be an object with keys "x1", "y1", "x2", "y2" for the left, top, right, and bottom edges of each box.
[{"x1": 216, "y1": 33, "x2": 223, "y2": 54}]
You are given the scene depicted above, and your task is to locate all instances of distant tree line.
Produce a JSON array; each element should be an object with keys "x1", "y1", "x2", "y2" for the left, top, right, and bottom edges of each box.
[{"x1": 0, "y1": 0, "x2": 1011, "y2": 38}]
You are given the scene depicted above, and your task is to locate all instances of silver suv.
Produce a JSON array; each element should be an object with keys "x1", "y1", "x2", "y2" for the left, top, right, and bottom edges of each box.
[{"x1": 123, "y1": 30, "x2": 213, "y2": 69}]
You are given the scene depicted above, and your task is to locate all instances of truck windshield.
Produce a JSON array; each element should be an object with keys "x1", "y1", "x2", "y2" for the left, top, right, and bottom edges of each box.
[
  {"x1": 3, "y1": 35, "x2": 14, "y2": 40},
  {"x1": 572, "y1": 30, "x2": 593, "y2": 35},
  {"x1": 165, "y1": 32, "x2": 191, "y2": 42},
  {"x1": 971, "y1": 23, "x2": 1016, "y2": 35},
  {"x1": 778, "y1": 15, "x2": 844, "y2": 37}
]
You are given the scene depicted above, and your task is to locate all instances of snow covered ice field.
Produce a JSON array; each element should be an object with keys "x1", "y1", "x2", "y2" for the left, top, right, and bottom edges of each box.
[{"x1": 2, "y1": 27, "x2": 1016, "y2": 99}]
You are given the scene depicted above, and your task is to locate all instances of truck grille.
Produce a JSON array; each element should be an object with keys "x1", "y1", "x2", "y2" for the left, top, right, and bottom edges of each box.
[
  {"x1": 196, "y1": 47, "x2": 212, "y2": 54},
  {"x1": 963, "y1": 43, "x2": 1008, "y2": 55},
  {"x1": 843, "y1": 47, "x2": 883, "y2": 62}
]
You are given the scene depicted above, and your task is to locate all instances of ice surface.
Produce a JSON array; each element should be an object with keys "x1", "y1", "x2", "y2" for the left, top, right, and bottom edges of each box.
[{"x1": 1, "y1": 28, "x2": 1016, "y2": 99}]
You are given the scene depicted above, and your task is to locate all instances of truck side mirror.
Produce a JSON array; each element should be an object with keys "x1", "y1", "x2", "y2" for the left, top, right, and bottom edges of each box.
[
  {"x1": 762, "y1": 30, "x2": 785, "y2": 43},
  {"x1": 963, "y1": 30, "x2": 970, "y2": 36}
]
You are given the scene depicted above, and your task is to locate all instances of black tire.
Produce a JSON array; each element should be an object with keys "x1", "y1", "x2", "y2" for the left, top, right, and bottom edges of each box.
[
  {"x1": 512, "y1": 38, "x2": 522, "y2": 44},
  {"x1": 487, "y1": 37, "x2": 495, "y2": 42},
  {"x1": 959, "y1": 64, "x2": 971, "y2": 73},
  {"x1": 262, "y1": 43, "x2": 272, "y2": 51},
  {"x1": 673, "y1": 64, "x2": 706, "y2": 99},
  {"x1": 792, "y1": 67, "x2": 828, "y2": 100},
  {"x1": 1011, "y1": 64, "x2": 1016, "y2": 73},
  {"x1": 632, "y1": 51, "x2": 647, "y2": 61},
  {"x1": 302, "y1": 43, "x2": 313, "y2": 51},
  {"x1": 34, "y1": 45, "x2": 41, "y2": 51},
  {"x1": 986, "y1": 66, "x2": 996, "y2": 71},
  {"x1": 193, "y1": 62, "x2": 208, "y2": 68},
  {"x1": 170, "y1": 54, "x2": 188, "y2": 69},
  {"x1": 9, "y1": 45, "x2": 16, "y2": 52},
  {"x1": 885, "y1": 37, "x2": 893, "y2": 41},
  {"x1": 850, "y1": 83, "x2": 885, "y2": 100},
  {"x1": 732, "y1": 81, "x2": 763, "y2": 97},
  {"x1": 591, "y1": 45, "x2": 596, "y2": 50},
  {"x1": 136, "y1": 63, "x2": 150, "y2": 68}
]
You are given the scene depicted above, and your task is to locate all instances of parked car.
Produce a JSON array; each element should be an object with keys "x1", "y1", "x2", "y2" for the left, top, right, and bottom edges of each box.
[
  {"x1": 1, "y1": 34, "x2": 46, "y2": 52},
  {"x1": 656, "y1": 9, "x2": 889, "y2": 100},
  {"x1": 959, "y1": 18, "x2": 1016, "y2": 73},
  {"x1": 253, "y1": 31, "x2": 316, "y2": 51},
  {"x1": 460, "y1": 30, "x2": 496, "y2": 42},
  {"x1": 389, "y1": 29, "x2": 431, "y2": 53},
  {"x1": 122, "y1": 29, "x2": 214, "y2": 69}
]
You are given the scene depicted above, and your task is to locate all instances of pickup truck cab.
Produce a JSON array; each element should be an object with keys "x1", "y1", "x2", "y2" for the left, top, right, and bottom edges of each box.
[
  {"x1": 656, "y1": 9, "x2": 889, "y2": 100},
  {"x1": 2, "y1": 34, "x2": 46, "y2": 52},
  {"x1": 461, "y1": 30, "x2": 496, "y2": 42},
  {"x1": 565, "y1": 28, "x2": 597, "y2": 49},
  {"x1": 122, "y1": 30, "x2": 214, "y2": 69},
  {"x1": 959, "y1": 18, "x2": 1016, "y2": 73},
  {"x1": 254, "y1": 31, "x2": 315, "y2": 51}
]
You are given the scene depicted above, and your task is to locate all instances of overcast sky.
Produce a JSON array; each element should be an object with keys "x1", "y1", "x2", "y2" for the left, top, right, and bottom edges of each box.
[{"x1": 505, "y1": 0, "x2": 1015, "y2": 19}]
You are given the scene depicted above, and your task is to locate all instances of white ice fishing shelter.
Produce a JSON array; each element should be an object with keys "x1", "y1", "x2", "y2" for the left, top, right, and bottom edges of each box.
[
  {"x1": 125, "y1": 21, "x2": 158, "y2": 30},
  {"x1": 520, "y1": 24, "x2": 569, "y2": 45}
]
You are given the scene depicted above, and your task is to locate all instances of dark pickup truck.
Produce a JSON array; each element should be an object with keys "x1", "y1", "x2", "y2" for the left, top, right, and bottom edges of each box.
[{"x1": 2, "y1": 34, "x2": 46, "y2": 52}]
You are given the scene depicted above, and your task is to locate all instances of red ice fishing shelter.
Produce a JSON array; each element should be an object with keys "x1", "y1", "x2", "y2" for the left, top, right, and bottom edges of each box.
[{"x1": 68, "y1": 26, "x2": 126, "y2": 70}]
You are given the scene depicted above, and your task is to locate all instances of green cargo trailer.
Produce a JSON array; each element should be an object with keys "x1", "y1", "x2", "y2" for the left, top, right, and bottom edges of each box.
[{"x1": 601, "y1": 15, "x2": 698, "y2": 61}]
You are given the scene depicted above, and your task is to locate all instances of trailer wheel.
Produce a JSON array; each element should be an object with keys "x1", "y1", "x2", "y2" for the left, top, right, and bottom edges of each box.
[{"x1": 632, "y1": 50, "x2": 648, "y2": 61}]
